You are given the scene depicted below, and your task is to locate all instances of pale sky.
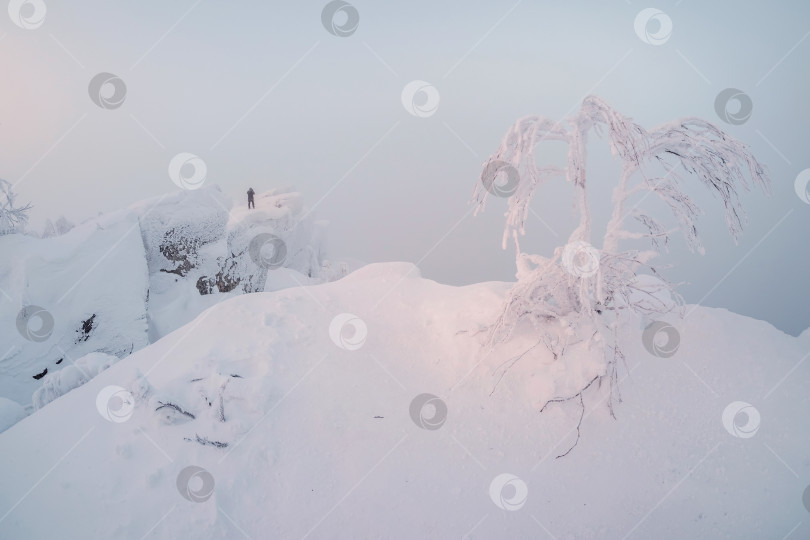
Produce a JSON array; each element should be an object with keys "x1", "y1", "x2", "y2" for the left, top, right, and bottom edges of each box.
[{"x1": 2, "y1": 0, "x2": 809, "y2": 335}]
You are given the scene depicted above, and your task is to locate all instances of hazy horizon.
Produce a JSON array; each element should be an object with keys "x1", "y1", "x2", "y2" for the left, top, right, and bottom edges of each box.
[{"x1": 2, "y1": 0, "x2": 809, "y2": 335}]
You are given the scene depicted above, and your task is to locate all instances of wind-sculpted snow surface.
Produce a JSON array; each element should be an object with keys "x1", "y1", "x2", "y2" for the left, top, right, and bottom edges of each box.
[
  {"x1": 0, "y1": 214, "x2": 150, "y2": 415},
  {"x1": 0, "y1": 263, "x2": 806, "y2": 539}
]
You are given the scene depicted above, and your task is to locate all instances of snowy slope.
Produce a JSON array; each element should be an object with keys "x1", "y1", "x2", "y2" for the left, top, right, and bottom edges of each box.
[
  {"x1": 0, "y1": 213, "x2": 150, "y2": 410},
  {"x1": 0, "y1": 185, "x2": 343, "y2": 423},
  {"x1": 0, "y1": 263, "x2": 807, "y2": 539}
]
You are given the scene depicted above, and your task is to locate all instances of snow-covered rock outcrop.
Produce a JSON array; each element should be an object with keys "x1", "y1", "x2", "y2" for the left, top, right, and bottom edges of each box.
[
  {"x1": 139, "y1": 186, "x2": 340, "y2": 340},
  {"x1": 0, "y1": 185, "x2": 343, "y2": 425},
  {"x1": 0, "y1": 213, "x2": 150, "y2": 412}
]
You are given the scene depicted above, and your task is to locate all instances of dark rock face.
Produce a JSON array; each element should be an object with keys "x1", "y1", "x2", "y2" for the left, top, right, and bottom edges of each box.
[
  {"x1": 139, "y1": 189, "x2": 230, "y2": 279},
  {"x1": 196, "y1": 257, "x2": 243, "y2": 295},
  {"x1": 159, "y1": 232, "x2": 198, "y2": 276},
  {"x1": 195, "y1": 276, "x2": 215, "y2": 295},
  {"x1": 75, "y1": 314, "x2": 96, "y2": 343}
]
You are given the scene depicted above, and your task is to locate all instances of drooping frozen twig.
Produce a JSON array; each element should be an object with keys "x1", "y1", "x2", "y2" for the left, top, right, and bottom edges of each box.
[{"x1": 0, "y1": 179, "x2": 32, "y2": 235}]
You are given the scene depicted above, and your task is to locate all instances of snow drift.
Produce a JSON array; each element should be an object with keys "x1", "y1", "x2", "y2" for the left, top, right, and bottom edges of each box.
[{"x1": 0, "y1": 262, "x2": 806, "y2": 539}]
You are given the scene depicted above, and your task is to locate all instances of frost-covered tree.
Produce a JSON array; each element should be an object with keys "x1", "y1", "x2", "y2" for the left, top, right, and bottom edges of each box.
[
  {"x1": 54, "y1": 215, "x2": 74, "y2": 236},
  {"x1": 473, "y1": 96, "x2": 769, "y2": 432},
  {"x1": 41, "y1": 218, "x2": 56, "y2": 238},
  {"x1": 0, "y1": 179, "x2": 32, "y2": 235}
]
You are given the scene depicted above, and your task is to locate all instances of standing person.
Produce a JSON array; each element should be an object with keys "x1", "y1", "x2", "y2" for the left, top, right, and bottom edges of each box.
[{"x1": 247, "y1": 187, "x2": 255, "y2": 209}]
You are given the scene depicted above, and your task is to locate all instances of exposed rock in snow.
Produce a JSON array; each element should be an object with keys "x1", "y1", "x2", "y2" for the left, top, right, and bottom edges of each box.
[
  {"x1": 0, "y1": 185, "x2": 343, "y2": 426},
  {"x1": 139, "y1": 186, "x2": 333, "y2": 338}
]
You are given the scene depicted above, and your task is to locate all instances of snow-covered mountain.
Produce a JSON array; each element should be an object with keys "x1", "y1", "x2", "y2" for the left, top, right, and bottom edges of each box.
[
  {"x1": 0, "y1": 262, "x2": 806, "y2": 539},
  {"x1": 0, "y1": 186, "x2": 346, "y2": 424}
]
